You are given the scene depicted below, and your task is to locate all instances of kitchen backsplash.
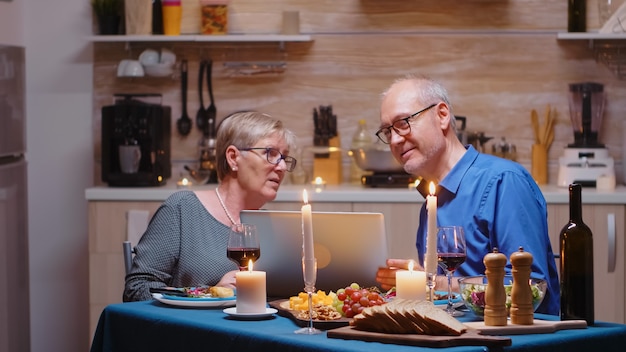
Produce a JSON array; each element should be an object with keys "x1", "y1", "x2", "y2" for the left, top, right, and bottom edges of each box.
[{"x1": 92, "y1": 0, "x2": 625, "y2": 186}]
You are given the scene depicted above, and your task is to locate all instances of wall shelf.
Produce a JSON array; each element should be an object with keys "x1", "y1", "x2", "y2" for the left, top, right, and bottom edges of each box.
[
  {"x1": 89, "y1": 34, "x2": 312, "y2": 43},
  {"x1": 557, "y1": 32, "x2": 626, "y2": 79}
]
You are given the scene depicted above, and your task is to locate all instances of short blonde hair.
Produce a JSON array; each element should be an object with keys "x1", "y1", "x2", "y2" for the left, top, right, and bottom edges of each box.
[{"x1": 215, "y1": 111, "x2": 296, "y2": 180}]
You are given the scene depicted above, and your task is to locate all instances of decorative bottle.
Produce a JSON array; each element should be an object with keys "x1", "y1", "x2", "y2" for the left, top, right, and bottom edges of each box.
[
  {"x1": 349, "y1": 119, "x2": 372, "y2": 184},
  {"x1": 560, "y1": 183, "x2": 594, "y2": 325},
  {"x1": 510, "y1": 247, "x2": 534, "y2": 325},
  {"x1": 483, "y1": 248, "x2": 507, "y2": 326},
  {"x1": 568, "y1": 0, "x2": 586, "y2": 32}
]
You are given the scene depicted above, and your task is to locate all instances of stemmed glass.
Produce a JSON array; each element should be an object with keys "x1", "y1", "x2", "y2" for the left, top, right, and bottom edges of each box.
[
  {"x1": 226, "y1": 223, "x2": 260, "y2": 271},
  {"x1": 436, "y1": 226, "x2": 466, "y2": 316},
  {"x1": 294, "y1": 257, "x2": 322, "y2": 335}
]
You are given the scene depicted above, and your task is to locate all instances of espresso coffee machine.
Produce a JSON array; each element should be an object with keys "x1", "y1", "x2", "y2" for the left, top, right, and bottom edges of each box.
[
  {"x1": 557, "y1": 82, "x2": 615, "y2": 187},
  {"x1": 101, "y1": 94, "x2": 171, "y2": 187}
]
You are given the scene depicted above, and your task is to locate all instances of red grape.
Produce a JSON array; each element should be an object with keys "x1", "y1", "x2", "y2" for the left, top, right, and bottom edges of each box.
[{"x1": 335, "y1": 283, "x2": 386, "y2": 317}]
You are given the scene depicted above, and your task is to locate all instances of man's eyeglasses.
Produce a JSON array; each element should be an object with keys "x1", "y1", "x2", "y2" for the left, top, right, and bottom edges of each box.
[
  {"x1": 375, "y1": 104, "x2": 437, "y2": 144},
  {"x1": 239, "y1": 147, "x2": 297, "y2": 172}
]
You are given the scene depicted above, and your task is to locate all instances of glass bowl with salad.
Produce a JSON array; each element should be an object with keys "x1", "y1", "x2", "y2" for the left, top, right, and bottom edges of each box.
[{"x1": 458, "y1": 275, "x2": 547, "y2": 317}]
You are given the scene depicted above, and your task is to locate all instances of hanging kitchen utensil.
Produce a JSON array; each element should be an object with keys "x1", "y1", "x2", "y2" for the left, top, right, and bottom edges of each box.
[
  {"x1": 176, "y1": 59, "x2": 192, "y2": 136},
  {"x1": 206, "y1": 59, "x2": 217, "y2": 139},
  {"x1": 196, "y1": 60, "x2": 209, "y2": 134}
]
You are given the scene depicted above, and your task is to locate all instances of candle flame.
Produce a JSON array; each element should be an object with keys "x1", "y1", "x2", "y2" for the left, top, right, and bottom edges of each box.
[
  {"x1": 429, "y1": 182, "x2": 436, "y2": 195},
  {"x1": 303, "y1": 189, "x2": 309, "y2": 204},
  {"x1": 181, "y1": 178, "x2": 189, "y2": 186},
  {"x1": 314, "y1": 177, "x2": 324, "y2": 185},
  {"x1": 408, "y1": 260, "x2": 414, "y2": 272},
  {"x1": 248, "y1": 260, "x2": 253, "y2": 272}
]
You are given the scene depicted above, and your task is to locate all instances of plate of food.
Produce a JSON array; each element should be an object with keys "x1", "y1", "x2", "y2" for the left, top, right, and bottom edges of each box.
[
  {"x1": 151, "y1": 286, "x2": 236, "y2": 308},
  {"x1": 269, "y1": 299, "x2": 350, "y2": 330}
]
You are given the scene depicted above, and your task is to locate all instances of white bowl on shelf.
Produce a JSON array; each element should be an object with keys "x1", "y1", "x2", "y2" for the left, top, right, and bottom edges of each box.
[
  {"x1": 160, "y1": 48, "x2": 176, "y2": 64},
  {"x1": 138, "y1": 49, "x2": 159, "y2": 66},
  {"x1": 143, "y1": 62, "x2": 175, "y2": 77}
]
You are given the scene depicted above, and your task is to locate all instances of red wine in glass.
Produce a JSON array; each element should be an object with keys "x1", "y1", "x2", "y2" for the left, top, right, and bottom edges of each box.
[
  {"x1": 437, "y1": 253, "x2": 467, "y2": 272},
  {"x1": 227, "y1": 224, "x2": 260, "y2": 271},
  {"x1": 436, "y1": 226, "x2": 466, "y2": 316},
  {"x1": 227, "y1": 248, "x2": 261, "y2": 269}
]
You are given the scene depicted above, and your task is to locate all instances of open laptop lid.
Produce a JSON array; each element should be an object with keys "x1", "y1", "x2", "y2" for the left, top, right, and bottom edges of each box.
[{"x1": 240, "y1": 210, "x2": 388, "y2": 298}]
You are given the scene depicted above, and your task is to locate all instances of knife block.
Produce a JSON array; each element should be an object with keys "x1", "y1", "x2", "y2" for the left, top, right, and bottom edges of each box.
[{"x1": 313, "y1": 135, "x2": 342, "y2": 184}]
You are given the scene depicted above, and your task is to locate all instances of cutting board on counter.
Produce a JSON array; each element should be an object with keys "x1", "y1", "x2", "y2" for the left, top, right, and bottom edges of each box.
[
  {"x1": 327, "y1": 327, "x2": 512, "y2": 348},
  {"x1": 464, "y1": 319, "x2": 587, "y2": 335}
]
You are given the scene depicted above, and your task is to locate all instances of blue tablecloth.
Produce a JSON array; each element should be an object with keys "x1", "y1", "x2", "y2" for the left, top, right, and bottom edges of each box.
[{"x1": 91, "y1": 300, "x2": 626, "y2": 352}]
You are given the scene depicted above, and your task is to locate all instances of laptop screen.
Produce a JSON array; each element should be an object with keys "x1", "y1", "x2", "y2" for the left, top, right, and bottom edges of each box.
[{"x1": 239, "y1": 210, "x2": 389, "y2": 298}]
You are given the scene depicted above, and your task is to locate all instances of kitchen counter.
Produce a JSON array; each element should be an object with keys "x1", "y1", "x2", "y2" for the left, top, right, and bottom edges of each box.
[{"x1": 85, "y1": 183, "x2": 626, "y2": 204}]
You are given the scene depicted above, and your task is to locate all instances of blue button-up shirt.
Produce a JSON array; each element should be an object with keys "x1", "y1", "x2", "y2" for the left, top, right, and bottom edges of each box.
[{"x1": 416, "y1": 145, "x2": 560, "y2": 315}]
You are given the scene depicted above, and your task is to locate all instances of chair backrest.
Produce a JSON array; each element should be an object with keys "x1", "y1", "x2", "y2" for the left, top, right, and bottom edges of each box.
[
  {"x1": 123, "y1": 241, "x2": 134, "y2": 275},
  {"x1": 123, "y1": 209, "x2": 150, "y2": 276}
]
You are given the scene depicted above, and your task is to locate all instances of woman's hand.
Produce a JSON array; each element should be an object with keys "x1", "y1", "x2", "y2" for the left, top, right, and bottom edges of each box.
[
  {"x1": 376, "y1": 259, "x2": 423, "y2": 291},
  {"x1": 215, "y1": 270, "x2": 237, "y2": 290}
]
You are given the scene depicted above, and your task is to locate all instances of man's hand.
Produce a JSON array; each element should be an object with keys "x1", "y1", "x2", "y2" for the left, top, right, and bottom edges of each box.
[{"x1": 375, "y1": 259, "x2": 423, "y2": 291}]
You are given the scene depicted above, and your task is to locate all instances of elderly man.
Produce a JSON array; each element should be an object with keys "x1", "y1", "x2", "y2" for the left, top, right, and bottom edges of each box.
[{"x1": 375, "y1": 75, "x2": 559, "y2": 315}]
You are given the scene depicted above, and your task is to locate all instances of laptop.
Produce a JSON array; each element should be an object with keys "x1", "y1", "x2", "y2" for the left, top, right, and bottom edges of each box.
[{"x1": 239, "y1": 210, "x2": 389, "y2": 298}]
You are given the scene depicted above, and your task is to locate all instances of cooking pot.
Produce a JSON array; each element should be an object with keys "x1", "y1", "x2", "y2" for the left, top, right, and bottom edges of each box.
[{"x1": 349, "y1": 148, "x2": 405, "y2": 173}]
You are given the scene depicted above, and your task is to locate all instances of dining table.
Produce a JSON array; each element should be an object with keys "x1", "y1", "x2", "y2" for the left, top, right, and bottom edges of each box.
[{"x1": 90, "y1": 300, "x2": 626, "y2": 352}]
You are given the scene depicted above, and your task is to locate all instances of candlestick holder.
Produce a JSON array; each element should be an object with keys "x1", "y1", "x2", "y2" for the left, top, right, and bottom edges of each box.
[{"x1": 295, "y1": 257, "x2": 322, "y2": 335}]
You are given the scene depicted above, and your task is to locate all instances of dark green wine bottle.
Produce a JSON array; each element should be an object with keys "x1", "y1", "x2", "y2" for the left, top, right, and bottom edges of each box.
[
  {"x1": 559, "y1": 183, "x2": 594, "y2": 325},
  {"x1": 568, "y1": 0, "x2": 586, "y2": 32}
]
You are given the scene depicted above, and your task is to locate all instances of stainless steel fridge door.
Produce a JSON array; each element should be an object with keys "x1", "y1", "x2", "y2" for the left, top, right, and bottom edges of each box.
[{"x1": 0, "y1": 156, "x2": 29, "y2": 351}]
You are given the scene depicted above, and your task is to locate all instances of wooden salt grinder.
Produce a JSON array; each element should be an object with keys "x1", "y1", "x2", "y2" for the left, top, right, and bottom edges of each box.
[
  {"x1": 484, "y1": 248, "x2": 507, "y2": 326},
  {"x1": 510, "y1": 246, "x2": 534, "y2": 325}
]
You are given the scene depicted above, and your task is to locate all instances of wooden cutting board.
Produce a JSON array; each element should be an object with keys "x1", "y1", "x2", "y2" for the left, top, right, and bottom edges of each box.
[
  {"x1": 464, "y1": 319, "x2": 587, "y2": 335},
  {"x1": 327, "y1": 326, "x2": 512, "y2": 348}
]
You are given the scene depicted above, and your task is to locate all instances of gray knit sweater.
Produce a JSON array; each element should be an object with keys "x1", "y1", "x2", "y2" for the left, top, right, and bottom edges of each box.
[{"x1": 123, "y1": 190, "x2": 237, "y2": 302}]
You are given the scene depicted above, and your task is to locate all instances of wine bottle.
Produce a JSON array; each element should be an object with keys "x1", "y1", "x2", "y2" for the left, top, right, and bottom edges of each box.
[
  {"x1": 559, "y1": 183, "x2": 594, "y2": 325},
  {"x1": 567, "y1": 0, "x2": 586, "y2": 32}
]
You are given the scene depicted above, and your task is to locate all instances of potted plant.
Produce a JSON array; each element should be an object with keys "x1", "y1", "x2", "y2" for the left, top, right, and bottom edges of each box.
[{"x1": 91, "y1": 0, "x2": 123, "y2": 35}]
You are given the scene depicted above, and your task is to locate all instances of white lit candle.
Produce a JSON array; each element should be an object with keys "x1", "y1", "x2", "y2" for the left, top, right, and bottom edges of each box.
[
  {"x1": 235, "y1": 260, "x2": 267, "y2": 313},
  {"x1": 301, "y1": 189, "x2": 315, "y2": 261},
  {"x1": 425, "y1": 182, "x2": 438, "y2": 276},
  {"x1": 396, "y1": 261, "x2": 426, "y2": 301}
]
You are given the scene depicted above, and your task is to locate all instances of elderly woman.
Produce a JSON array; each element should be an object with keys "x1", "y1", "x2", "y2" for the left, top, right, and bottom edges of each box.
[{"x1": 124, "y1": 111, "x2": 297, "y2": 302}]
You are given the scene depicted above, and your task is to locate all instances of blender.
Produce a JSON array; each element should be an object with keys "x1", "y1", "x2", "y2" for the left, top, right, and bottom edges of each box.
[{"x1": 557, "y1": 82, "x2": 615, "y2": 187}]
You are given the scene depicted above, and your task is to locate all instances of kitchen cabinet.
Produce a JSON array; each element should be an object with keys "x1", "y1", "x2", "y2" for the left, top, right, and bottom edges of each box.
[
  {"x1": 547, "y1": 204, "x2": 626, "y2": 324},
  {"x1": 88, "y1": 201, "x2": 162, "y2": 339}
]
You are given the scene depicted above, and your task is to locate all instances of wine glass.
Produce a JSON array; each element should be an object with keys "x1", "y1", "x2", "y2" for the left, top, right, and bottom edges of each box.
[
  {"x1": 226, "y1": 223, "x2": 260, "y2": 271},
  {"x1": 294, "y1": 257, "x2": 322, "y2": 335},
  {"x1": 436, "y1": 226, "x2": 466, "y2": 316}
]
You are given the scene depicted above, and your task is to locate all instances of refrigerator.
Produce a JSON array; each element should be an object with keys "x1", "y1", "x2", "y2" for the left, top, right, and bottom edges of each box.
[{"x1": 0, "y1": 44, "x2": 30, "y2": 352}]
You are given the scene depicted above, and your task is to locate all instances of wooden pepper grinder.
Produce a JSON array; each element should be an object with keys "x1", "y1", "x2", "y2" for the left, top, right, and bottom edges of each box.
[
  {"x1": 510, "y1": 246, "x2": 534, "y2": 325},
  {"x1": 484, "y1": 248, "x2": 507, "y2": 326}
]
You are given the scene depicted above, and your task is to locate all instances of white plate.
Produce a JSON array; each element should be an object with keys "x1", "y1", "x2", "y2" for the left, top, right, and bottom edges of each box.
[
  {"x1": 223, "y1": 307, "x2": 277, "y2": 319},
  {"x1": 152, "y1": 293, "x2": 236, "y2": 308}
]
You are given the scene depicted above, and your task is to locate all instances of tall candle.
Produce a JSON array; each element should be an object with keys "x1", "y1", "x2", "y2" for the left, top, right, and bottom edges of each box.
[
  {"x1": 425, "y1": 182, "x2": 438, "y2": 276},
  {"x1": 235, "y1": 260, "x2": 267, "y2": 313},
  {"x1": 301, "y1": 189, "x2": 315, "y2": 261},
  {"x1": 396, "y1": 261, "x2": 426, "y2": 300}
]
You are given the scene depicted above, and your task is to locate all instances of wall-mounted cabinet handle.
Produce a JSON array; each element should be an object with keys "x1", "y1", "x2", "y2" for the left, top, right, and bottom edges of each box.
[{"x1": 607, "y1": 213, "x2": 616, "y2": 273}]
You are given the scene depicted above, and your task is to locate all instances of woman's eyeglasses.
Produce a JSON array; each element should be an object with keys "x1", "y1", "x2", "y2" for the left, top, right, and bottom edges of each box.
[
  {"x1": 375, "y1": 104, "x2": 436, "y2": 144},
  {"x1": 239, "y1": 147, "x2": 297, "y2": 172}
]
